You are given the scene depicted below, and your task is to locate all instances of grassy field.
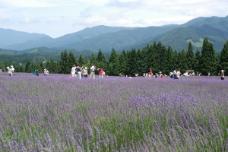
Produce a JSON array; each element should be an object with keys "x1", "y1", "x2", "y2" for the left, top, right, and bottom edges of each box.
[{"x1": 0, "y1": 73, "x2": 227, "y2": 151}]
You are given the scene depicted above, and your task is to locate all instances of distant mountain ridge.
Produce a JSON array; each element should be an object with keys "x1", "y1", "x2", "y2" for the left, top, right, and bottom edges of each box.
[
  {"x1": 155, "y1": 16, "x2": 228, "y2": 51},
  {"x1": 2, "y1": 25, "x2": 177, "y2": 51},
  {"x1": 0, "y1": 28, "x2": 52, "y2": 49},
  {"x1": 0, "y1": 16, "x2": 228, "y2": 52}
]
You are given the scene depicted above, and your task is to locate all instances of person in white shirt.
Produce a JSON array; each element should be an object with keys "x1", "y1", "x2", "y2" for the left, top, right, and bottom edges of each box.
[
  {"x1": 7, "y1": 65, "x2": 15, "y2": 76},
  {"x1": 90, "y1": 65, "x2": 96, "y2": 79},
  {"x1": 176, "y1": 70, "x2": 181, "y2": 79},
  {"x1": 44, "y1": 68, "x2": 49, "y2": 76},
  {"x1": 71, "y1": 65, "x2": 76, "y2": 77},
  {"x1": 183, "y1": 72, "x2": 189, "y2": 77},
  {"x1": 169, "y1": 71, "x2": 174, "y2": 78}
]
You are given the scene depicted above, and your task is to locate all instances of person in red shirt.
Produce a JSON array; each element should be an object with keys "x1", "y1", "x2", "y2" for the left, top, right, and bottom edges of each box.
[{"x1": 99, "y1": 68, "x2": 105, "y2": 78}]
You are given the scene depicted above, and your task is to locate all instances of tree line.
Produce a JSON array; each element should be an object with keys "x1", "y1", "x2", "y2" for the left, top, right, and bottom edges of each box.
[{"x1": 1, "y1": 38, "x2": 228, "y2": 76}]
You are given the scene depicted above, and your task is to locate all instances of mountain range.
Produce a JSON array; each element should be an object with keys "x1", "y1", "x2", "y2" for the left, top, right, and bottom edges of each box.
[{"x1": 0, "y1": 16, "x2": 228, "y2": 52}]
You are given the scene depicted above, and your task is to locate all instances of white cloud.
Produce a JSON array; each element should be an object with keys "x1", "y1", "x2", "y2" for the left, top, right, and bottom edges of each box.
[
  {"x1": 0, "y1": 0, "x2": 56, "y2": 8},
  {"x1": 0, "y1": 0, "x2": 109, "y2": 8},
  {"x1": 0, "y1": 9, "x2": 10, "y2": 19}
]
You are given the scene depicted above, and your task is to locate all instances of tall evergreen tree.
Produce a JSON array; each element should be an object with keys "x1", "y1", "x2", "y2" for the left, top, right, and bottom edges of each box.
[
  {"x1": 155, "y1": 42, "x2": 164, "y2": 72},
  {"x1": 59, "y1": 51, "x2": 76, "y2": 74},
  {"x1": 46, "y1": 60, "x2": 59, "y2": 73},
  {"x1": 59, "y1": 51, "x2": 68, "y2": 73},
  {"x1": 78, "y1": 55, "x2": 85, "y2": 66},
  {"x1": 220, "y1": 41, "x2": 228, "y2": 75},
  {"x1": 170, "y1": 50, "x2": 178, "y2": 71},
  {"x1": 146, "y1": 44, "x2": 156, "y2": 73},
  {"x1": 25, "y1": 62, "x2": 31, "y2": 73},
  {"x1": 177, "y1": 50, "x2": 188, "y2": 73},
  {"x1": 96, "y1": 50, "x2": 106, "y2": 69},
  {"x1": 194, "y1": 50, "x2": 201, "y2": 74},
  {"x1": 186, "y1": 42, "x2": 195, "y2": 70},
  {"x1": 199, "y1": 38, "x2": 217, "y2": 75},
  {"x1": 97, "y1": 50, "x2": 106, "y2": 62},
  {"x1": 137, "y1": 49, "x2": 148, "y2": 75},
  {"x1": 157, "y1": 43, "x2": 166, "y2": 73},
  {"x1": 108, "y1": 49, "x2": 120, "y2": 75},
  {"x1": 119, "y1": 50, "x2": 127, "y2": 75},
  {"x1": 90, "y1": 53, "x2": 97, "y2": 65},
  {"x1": 127, "y1": 49, "x2": 138, "y2": 76},
  {"x1": 68, "y1": 52, "x2": 76, "y2": 66},
  {"x1": 162, "y1": 47, "x2": 173, "y2": 74}
]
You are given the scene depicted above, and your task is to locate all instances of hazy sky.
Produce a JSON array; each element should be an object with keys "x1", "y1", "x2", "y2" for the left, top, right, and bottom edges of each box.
[{"x1": 0, "y1": 0, "x2": 228, "y2": 37}]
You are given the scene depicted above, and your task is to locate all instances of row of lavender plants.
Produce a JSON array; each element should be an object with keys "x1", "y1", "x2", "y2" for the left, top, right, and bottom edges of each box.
[{"x1": 0, "y1": 74, "x2": 227, "y2": 151}]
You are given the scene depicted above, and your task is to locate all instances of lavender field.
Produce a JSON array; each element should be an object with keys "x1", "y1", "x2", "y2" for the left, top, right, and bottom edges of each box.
[{"x1": 0, "y1": 73, "x2": 228, "y2": 152}]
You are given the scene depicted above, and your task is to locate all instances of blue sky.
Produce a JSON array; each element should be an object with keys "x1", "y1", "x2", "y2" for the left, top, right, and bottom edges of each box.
[{"x1": 0, "y1": 0, "x2": 228, "y2": 37}]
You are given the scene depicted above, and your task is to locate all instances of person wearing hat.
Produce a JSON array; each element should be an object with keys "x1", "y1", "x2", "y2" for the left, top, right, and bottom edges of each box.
[{"x1": 82, "y1": 66, "x2": 88, "y2": 77}]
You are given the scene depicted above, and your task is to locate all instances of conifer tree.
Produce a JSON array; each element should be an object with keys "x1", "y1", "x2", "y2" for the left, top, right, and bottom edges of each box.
[
  {"x1": 199, "y1": 38, "x2": 217, "y2": 75},
  {"x1": 194, "y1": 50, "x2": 201, "y2": 74},
  {"x1": 119, "y1": 50, "x2": 127, "y2": 75},
  {"x1": 177, "y1": 50, "x2": 188, "y2": 73},
  {"x1": 127, "y1": 49, "x2": 137, "y2": 76},
  {"x1": 108, "y1": 49, "x2": 120, "y2": 75},
  {"x1": 78, "y1": 55, "x2": 85, "y2": 66},
  {"x1": 186, "y1": 42, "x2": 195, "y2": 70},
  {"x1": 96, "y1": 50, "x2": 106, "y2": 69},
  {"x1": 220, "y1": 41, "x2": 228, "y2": 75},
  {"x1": 59, "y1": 51, "x2": 76, "y2": 74},
  {"x1": 68, "y1": 52, "x2": 76, "y2": 66}
]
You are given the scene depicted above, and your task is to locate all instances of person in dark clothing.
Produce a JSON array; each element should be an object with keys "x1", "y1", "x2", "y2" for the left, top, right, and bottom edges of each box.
[{"x1": 33, "y1": 69, "x2": 39, "y2": 76}]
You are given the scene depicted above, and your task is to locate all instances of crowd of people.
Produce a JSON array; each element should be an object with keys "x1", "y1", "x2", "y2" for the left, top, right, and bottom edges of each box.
[
  {"x1": 142, "y1": 69, "x2": 181, "y2": 79},
  {"x1": 70, "y1": 65, "x2": 106, "y2": 79},
  {"x1": 4, "y1": 64, "x2": 226, "y2": 80},
  {"x1": 142, "y1": 68, "x2": 225, "y2": 80}
]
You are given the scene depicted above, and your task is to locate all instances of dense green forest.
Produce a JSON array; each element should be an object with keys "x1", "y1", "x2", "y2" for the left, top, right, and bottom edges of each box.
[{"x1": 1, "y1": 38, "x2": 228, "y2": 76}]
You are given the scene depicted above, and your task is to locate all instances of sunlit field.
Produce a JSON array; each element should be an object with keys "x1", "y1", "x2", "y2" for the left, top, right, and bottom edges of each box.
[{"x1": 0, "y1": 73, "x2": 227, "y2": 152}]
